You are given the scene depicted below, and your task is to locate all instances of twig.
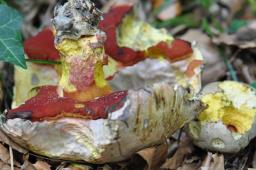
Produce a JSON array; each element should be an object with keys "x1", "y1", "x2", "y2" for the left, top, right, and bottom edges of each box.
[
  {"x1": 9, "y1": 146, "x2": 14, "y2": 170},
  {"x1": 229, "y1": 49, "x2": 242, "y2": 63},
  {"x1": 177, "y1": 127, "x2": 183, "y2": 144},
  {"x1": 219, "y1": 47, "x2": 238, "y2": 81}
]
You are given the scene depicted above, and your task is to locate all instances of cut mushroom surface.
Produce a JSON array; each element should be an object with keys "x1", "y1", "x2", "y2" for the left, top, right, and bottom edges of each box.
[{"x1": 188, "y1": 81, "x2": 256, "y2": 153}]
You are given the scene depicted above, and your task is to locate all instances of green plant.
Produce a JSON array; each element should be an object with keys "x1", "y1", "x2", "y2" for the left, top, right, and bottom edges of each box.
[{"x1": 0, "y1": 4, "x2": 26, "y2": 68}]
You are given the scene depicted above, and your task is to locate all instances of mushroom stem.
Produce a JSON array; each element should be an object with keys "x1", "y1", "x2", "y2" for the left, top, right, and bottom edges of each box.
[{"x1": 52, "y1": 0, "x2": 107, "y2": 92}]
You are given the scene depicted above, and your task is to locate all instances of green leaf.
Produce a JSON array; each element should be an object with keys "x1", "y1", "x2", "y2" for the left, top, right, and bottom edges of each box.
[
  {"x1": 228, "y1": 19, "x2": 248, "y2": 33},
  {"x1": 0, "y1": 4, "x2": 26, "y2": 68},
  {"x1": 201, "y1": 18, "x2": 212, "y2": 36},
  {"x1": 248, "y1": 0, "x2": 256, "y2": 15},
  {"x1": 153, "y1": 14, "x2": 200, "y2": 28},
  {"x1": 0, "y1": 0, "x2": 6, "y2": 4},
  {"x1": 219, "y1": 47, "x2": 238, "y2": 81},
  {"x1": 250, "y1": 81, "x2": 256, "y2": 89},
  {"x1": 198, "y1": 0, "x2": 213, "y2": 9}
]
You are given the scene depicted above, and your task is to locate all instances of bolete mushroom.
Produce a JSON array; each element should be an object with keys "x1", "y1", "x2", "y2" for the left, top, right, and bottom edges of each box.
[
  {"x1": 0, "y1": 0, "x2": 204, "y2": 163},
  {"x1": 187, "y1": 81, "x2": 256, "y2": 153}
]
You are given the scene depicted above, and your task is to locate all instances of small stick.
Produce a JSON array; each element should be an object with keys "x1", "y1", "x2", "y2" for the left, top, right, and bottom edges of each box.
[{"x1": 9, "y1": 145, "x2": 14, "y2": 170}]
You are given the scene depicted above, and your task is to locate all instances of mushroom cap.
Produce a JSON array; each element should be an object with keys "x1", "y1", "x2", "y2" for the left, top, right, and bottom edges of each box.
[
  {"x1": 187, "y1": 81, "x2": 256, "y2": 153},
  {"x1": 2, "y1": 51, "x2": 203, "y2": 163},
  {"x1": 188, "y1": 120, "x2": 256, "y2": 153},
  {"x1": 1, "y1": 82, "x2": 202, "y2": 163}
]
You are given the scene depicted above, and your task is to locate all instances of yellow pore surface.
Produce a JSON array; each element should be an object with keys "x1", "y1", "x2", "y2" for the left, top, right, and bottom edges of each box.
[{"x1": 199, "y1": 81, "x2": 256, "y2": 134}]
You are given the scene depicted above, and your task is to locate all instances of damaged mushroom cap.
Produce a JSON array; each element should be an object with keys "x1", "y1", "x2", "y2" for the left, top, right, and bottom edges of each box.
[
  {"x1": 0, "y1": 0, "x2": 205, "y2": 163},
  {"x1": 1, "y1": 57, "x2": 203, "y2": 163},
  {"x1": 1, "y1": 82, "x2": 202, "y2": 163},
  {"x1": 187, "y1": 81, "x2": 256, "y2": 153},
  {"x1": 52, "y1": 0, "x2": 103, "y2": 43}
]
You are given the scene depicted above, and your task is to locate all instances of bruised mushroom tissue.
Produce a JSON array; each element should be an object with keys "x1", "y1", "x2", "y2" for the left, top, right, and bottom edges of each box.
[{"x1": 52, "y1": 0, "x2": 103, "y2": 43}]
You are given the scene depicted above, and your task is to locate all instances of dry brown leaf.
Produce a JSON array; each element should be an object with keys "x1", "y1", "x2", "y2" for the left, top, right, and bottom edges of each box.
[
  {"x1": 33, "y1": 161, "x2": 51, "y2": 170},
  {"x1": 177, "y1": 163, "x2": 199, "y2": 170},
  {"x1": 0, "y1": 143, "x2": 10, "y2": 164},
  {"x1": 152, "y1": 0, "x2": 164, "y2": 8},
  {"x1": 0, "y1": 130, "x2": 27, "y2": 154},
  {"x1": 177, "y1": 156, "x2": 201, "y2": 170},
  {"x1": 219, "y1": 0, "x2": 244, "y2": 17},
  {"x1": 200, "y1": 152, "x2": 224, "y2": 170},
  {"x1": 100, "y1": 165, "x2": 112, "y2": 170},
  {"x1": 0, "y1": 143, "x2": 20, "y2": 167},
  {"x1": 213, "y1": 21, "x2": 256, "y2": 49},
  {"x1": 59, "y1": 164, "x2": 93, "y2": 170},
  {"x1": 161, "y1": 137, "x2": 194, "y2": 169},
  {"x1": 21, "y1": 159, "x2": 37, "y2": 170},
  {"x1": 138, "y1": 143, "x2": 168, "y2": 170},
  {"x1": 0, "y1": 160, "x2": 19, "y2": 170},
  {"x1": 157, "y1": 2, "x2": 182, "y2": 21},
  {"x1": 101, "y1": 0, "x2": 138, "y2": 12},
  {"x1": 180, "y1": 29, "x2": 226, "y2": 84},
  {"x1": 161, "y1": 147, "x2": 193, "y2": 169}
]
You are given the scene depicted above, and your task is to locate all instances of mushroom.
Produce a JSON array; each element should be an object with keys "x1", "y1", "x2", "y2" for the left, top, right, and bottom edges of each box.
[
  {"x1": 0, "y1": 0, "x2": 204, "y2": 163},
  {"x1": 1, "y1": 82, "x2": 202, "y2": 163},
  {"x1": 187, "y1": 81, "x2": 256, "y2": 153}
]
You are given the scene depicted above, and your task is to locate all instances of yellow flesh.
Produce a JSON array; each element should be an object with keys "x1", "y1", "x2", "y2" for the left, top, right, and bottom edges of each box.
[
  {"x1": 199, "y1": 81, "x2": 256, "y2": 134},
  {"x1": 117, "y1": 14, "x2": 173, "y2": 51},
  {"x1": 56, "y1": 39, "x2": 83, "y2": 57},
  {"x1": 13, "y1": 63, "x2": 59, "y2": 107},
  {"x1": 56, "y1": 36, "x2": 107, "y2": 92}
]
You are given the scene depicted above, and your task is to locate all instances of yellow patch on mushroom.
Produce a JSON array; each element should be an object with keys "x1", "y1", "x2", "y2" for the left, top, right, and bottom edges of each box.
[
  {"x1": 199, "y1": 81, "x2": 256, "y2": 134},
  {"x1": 56, "y1": 36, "x2": 107, "y2": 92},
  {"x1": 94, "y1": 61, "x2": 107, "y2": 88},
  {"x1": 117, "y1": 14, "x2": 173, "y2": 51},
  {"x1": 56, "y1": 39, "x2": 83, "y2": 57}
]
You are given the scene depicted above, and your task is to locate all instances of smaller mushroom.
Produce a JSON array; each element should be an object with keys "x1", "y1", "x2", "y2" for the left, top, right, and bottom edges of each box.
[{"x1": 187, "y1": 81, "x2": 256, "y2": 153}]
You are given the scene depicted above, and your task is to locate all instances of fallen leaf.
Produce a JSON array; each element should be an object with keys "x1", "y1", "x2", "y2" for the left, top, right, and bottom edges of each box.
[
  {"x1": 0, "y1": 143, "x2": 20, "y2": 167},
  {"x1": 20, "y1": 159, "x2": 37, "y2": 170},
  {"x1": 100, "y1": 164, "x2": 112, "y2": 170},
  {"x1": 219, "y1": 0, "x2": 245, "y2": 17},
  {"x1": 180, "y1": 29, "x2": 226, "y2": 84},
  {"x1": 213, "y1": 21, "x2": 256, "y2": 49},
  {"x1": 61, "y1": 164, "x2": 92, "y2": 170},
  {"x1": 161, "y1": 137, "x2": 194, "y2": 169},
  {"x1": 138, "y1": 143, "x2": 168, "y2": 170},
  {"x1": 177, "y1": 156, "x2": 201, "y2": 170},
  {"x1": 0, "y1": 130, "x2": 27, "y2": 154},
  {"x1": 0, "y1": 160, "x2": 19, "y2": 170},
  {"x1": 33, "y1": 161, "x2": 51, "y2": 170},
  {"x1": 101, "y1": 0, "x2": 138, "y2": 13},
  {"x1": 200, "y1": 152, "x2": 224, "y2": 170},
  {"x1": 157, "y1": 2, "x2": 182, "y2": 21}
]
